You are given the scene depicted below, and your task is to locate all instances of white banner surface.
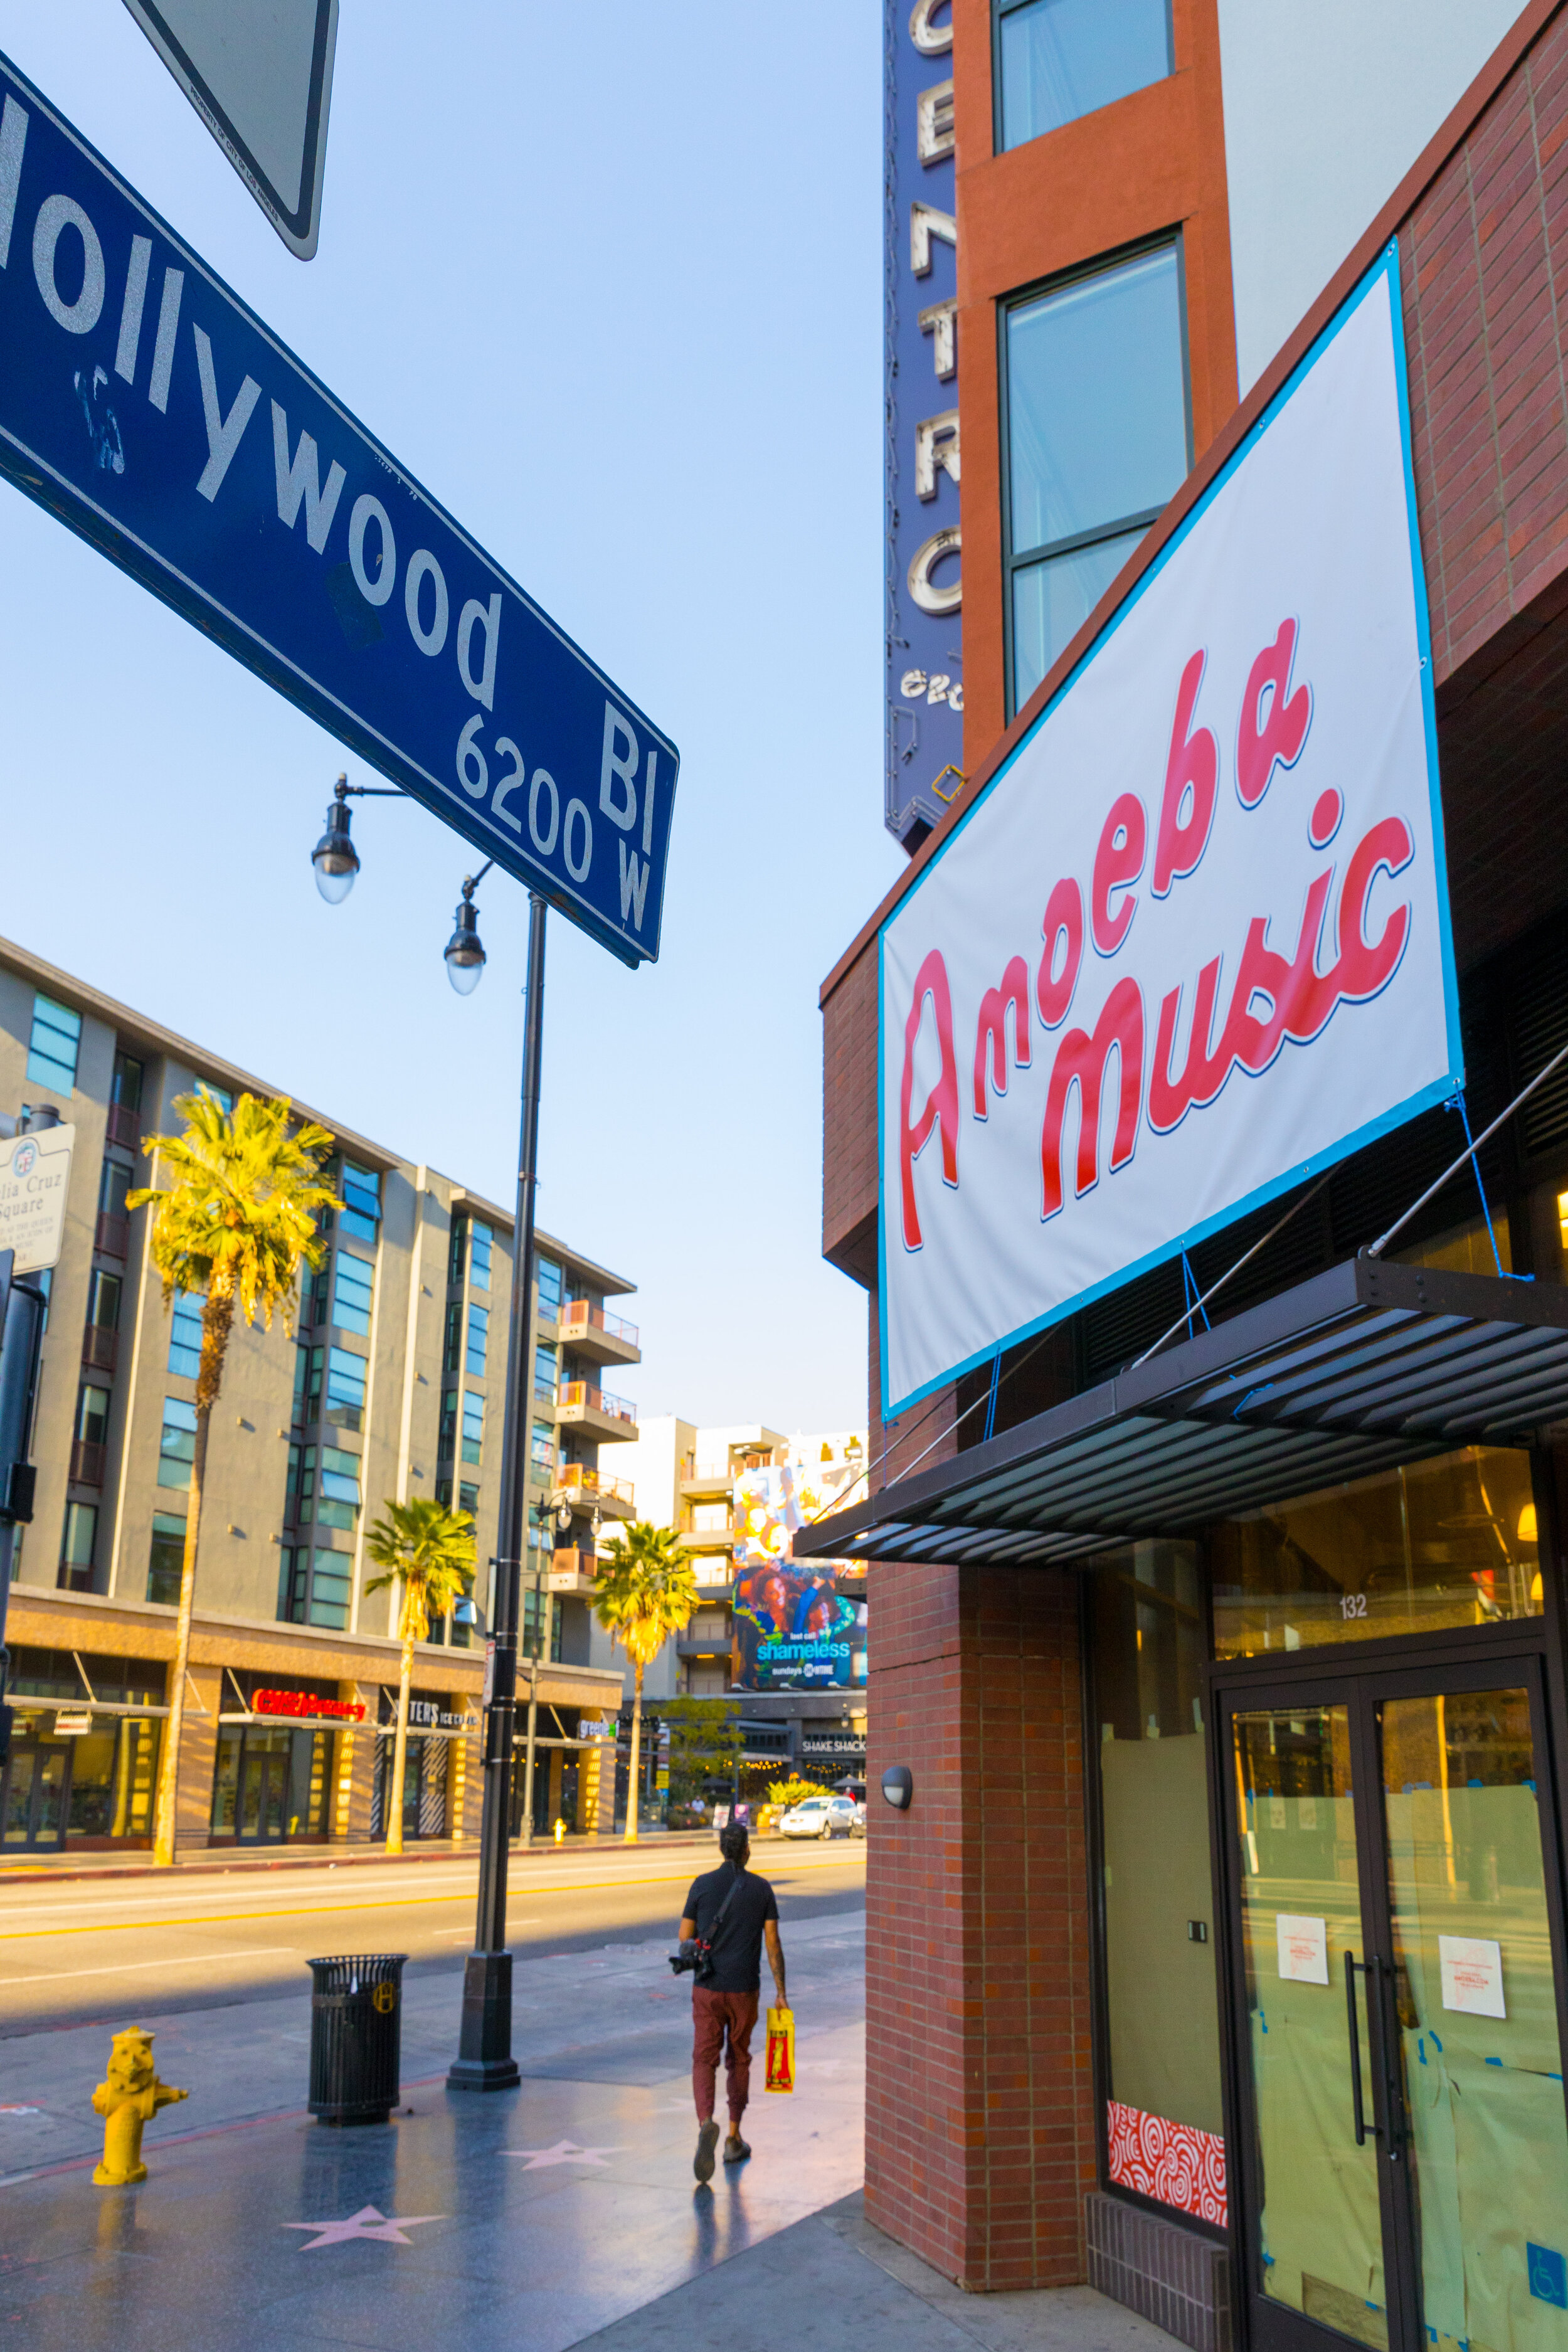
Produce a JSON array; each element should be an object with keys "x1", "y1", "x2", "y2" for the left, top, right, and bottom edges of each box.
[{"x1": 881, "y1": 253, "x2": 1459, "y2": 1417}]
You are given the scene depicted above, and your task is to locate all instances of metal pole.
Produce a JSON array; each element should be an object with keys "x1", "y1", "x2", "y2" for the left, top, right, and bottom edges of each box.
[
  {"x1": 450, "y1": 890, "x2": 546, "y2": 2092},
  {"x1": 521, "y1": 1631, "x2": 539, "y2": 1849}
]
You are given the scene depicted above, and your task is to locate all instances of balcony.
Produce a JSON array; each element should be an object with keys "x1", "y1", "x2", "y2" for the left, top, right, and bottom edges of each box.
[
  {"x1": 555, "y1": 1380, "x2": 638, "y2": 1444},
  {"x1": 680, "y1": 1463, "x2": 734, "y2": 1498},
  {"x1": 549, "y1": 1465, "x2": 635, "y2": 1522},
  {"x1": 82, "y1": 1325, "x2": 118, "y2": 1374},
  {"x1": 545, "y1": 1547, "x2": 598, "y2": 1596},
  {"x1": 558, "y1": 1300, "x2": 640, "y2": 1368},
  {"x1": 106, "y1": 1103, "x2": 140, "y2": 1151},
  {"x1": 70, "y1": 1439, "x2": 107, "y2": 1488},
  {"x1": 679, "y1": 1518, "x2": 733, "y2": 1555},
  {"x1": 95, "y1": 1212, "x2": 130, "y2": 1259}
]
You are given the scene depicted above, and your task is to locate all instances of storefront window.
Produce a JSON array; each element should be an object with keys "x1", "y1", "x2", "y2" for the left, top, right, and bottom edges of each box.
[
  {"x1": 1091, "y1": 1542, "x2": 1226, "y2": 2223},
  {"x1": 1212, "y1": 1447, "x2": 1542, "y2": 1658}
]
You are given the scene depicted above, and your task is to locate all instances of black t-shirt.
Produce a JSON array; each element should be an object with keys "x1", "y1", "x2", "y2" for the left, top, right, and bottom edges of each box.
[{"x1": 683, "y1": 1862, "x2": 778, "y2": 1994}]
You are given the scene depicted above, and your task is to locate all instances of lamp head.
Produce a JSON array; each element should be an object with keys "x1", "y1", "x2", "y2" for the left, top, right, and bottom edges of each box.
[
  {"x1": 312, "y1": 776, "x2": 359, "y2": 904},
  {"x1": 444, "y1": 881, "x2": 486, "y2": 995}
]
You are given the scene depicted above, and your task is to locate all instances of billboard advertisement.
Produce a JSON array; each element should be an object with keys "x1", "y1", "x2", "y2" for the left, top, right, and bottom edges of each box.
[
  {"x1": 885, "y1": 0, "x2": 963, "y2": 849},
  {"x1": 881, "y1": 250, "x2": 1459, "y2": 1415},
  {"x1": 731, "y1": 1460, "x2": 869, "y2": 1692}
]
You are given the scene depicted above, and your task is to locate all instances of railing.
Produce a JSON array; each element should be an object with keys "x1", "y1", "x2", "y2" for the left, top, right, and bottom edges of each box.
[
  {"x1": 95, "y1": 1211, "x2": 130, "y2": 1259},
  {"x1": 681, "y1": 1514, "x2": 734, "y2": 1538},
  {"x1": 82, "y1": 1325, "x2": 118, "y2": 1373},
  {"x1": 556, "y1": 1381, "x2": 636, "y2": 1426},
  {"x1": 553, "y1": 1465, "x2": 633, "y2": 1506},
  {"x1": 560, "y1": 1300, "x2": 640, "y2": 1348},
  {"x1": 682, "y1": 1462, "x2": 734, "y2": 1486},
  {"x1": 106, "y1": 1103, "x2": 141, "y2": 1151},
  {"x1": 546, "y1": 1547, "x2": 597, "y2": 1586},
  {"x1": 70, "y1": 1439, "x2": 107, "y2": 1488}
]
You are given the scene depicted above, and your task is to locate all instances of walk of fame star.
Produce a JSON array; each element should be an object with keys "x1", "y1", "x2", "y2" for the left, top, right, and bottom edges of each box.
[
  {"x1": 282, "y1": 2204, "x2": 443, "y2": 2249},
  {"x1": 505, "y1": 2139, "x2": 624, "y2": 2169}
]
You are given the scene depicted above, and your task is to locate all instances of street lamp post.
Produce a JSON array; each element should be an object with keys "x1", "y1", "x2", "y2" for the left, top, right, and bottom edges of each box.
[{"x1": 309, "y1": 773, "x2": 549, "y2": 2091}]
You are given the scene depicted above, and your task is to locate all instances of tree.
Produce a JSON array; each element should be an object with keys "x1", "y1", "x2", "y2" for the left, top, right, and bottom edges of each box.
[
  {"x1": 664, "y1": 1695, "x2": 742, "y2": 1806},
  {"x1": 593, "y1": 1521, "x2": 697, "y2": 1843},
  {"x1": 129, "y1": 1089, "x2": 336, "y2": 1867},
  {"x1": 363, "y1": 1497, "x2": 475, "y2": 1854}
]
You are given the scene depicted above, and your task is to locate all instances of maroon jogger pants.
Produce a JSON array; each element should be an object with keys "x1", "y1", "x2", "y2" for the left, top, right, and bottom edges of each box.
[{"x1": 691, "y1": 1986, "x2": 760, "y2": 2123}]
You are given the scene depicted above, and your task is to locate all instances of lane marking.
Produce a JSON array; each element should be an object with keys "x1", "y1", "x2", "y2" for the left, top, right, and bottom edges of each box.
[
  {"x1": 0, "y1": 1855, "x2": 863, "y2": 1942},
  {"x1": 0, "y1": 1946, "x2": 292, "y2": 1986}
]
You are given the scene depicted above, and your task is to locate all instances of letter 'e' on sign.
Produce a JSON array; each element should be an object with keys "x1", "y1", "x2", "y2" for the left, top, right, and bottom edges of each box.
[
  {"x1": 1276, "y1": 1914, "x2": 1330, "y2": 1986},
  {"x1": 0, "y1": 1125, "x2": 74, "y2": 1275},
  {"x1": 878, "y1": 247, "x2": 1459, "y2": 1417}
]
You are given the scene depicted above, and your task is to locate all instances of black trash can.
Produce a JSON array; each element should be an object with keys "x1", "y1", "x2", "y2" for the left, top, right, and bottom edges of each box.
[{"x1": 307, "y1": 1953, "x2": 407, "y2": 2126}]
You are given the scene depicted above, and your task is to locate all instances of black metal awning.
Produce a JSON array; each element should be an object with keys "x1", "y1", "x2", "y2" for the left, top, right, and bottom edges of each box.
[{"x1": 795, "y1": 1259, "x2": 1568, "y2": 1571}]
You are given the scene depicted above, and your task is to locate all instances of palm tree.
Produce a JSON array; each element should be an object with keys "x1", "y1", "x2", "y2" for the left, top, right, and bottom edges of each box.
[
  {"x1": 129, "y1": 1088, "x2": 337, "y2": 1867},
  {"x1": 364, "y1": 1497, "x2": 475, "y2": 1854},
  {"x1": 593, "y1": 1521, "x2": 698, "y2": 1843}
]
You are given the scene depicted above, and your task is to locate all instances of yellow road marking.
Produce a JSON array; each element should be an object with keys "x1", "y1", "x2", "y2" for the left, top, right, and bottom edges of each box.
[{"x1": 0, "y1": 1852, "x2": 864, "y2": 1942}]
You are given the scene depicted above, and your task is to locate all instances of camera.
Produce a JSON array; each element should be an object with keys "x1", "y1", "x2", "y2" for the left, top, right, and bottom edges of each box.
[{"x1": 669, "y1": 1937, "x2": 711, "y2": 1979}]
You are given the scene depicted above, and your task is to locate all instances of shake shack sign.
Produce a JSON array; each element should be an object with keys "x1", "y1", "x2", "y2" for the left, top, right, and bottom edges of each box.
[{"x1": 803, "y1": 1731, "x2": 867, "y2": 1758}]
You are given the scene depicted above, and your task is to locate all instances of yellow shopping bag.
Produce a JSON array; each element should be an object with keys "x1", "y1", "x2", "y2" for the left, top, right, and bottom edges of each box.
[{"x1": 765, "y1": 2004, "x2": 795, "y2": 2094}]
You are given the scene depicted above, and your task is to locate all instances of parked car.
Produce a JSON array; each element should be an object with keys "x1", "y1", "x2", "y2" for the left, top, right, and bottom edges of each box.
[{"x1": 778, "y1": 1793, "x2": 860, "y2": 1840}]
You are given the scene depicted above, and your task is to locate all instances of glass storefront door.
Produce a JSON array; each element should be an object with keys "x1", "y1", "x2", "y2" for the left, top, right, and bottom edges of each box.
[
  {"x1": 1, "y1": 1740, "x2": 70, "y2": 1848},
  {"x1": 1222, "y1": 1660, "x2": 1568, "y2": 2352}
]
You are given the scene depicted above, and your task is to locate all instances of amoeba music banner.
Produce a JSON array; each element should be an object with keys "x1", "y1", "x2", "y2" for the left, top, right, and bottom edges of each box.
[{"x1": 881, "y1": 249, "x2": 1461, "y2": 1417}]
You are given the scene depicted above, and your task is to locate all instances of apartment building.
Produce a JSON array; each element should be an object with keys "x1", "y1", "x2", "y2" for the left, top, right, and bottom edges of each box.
[
  {"x1": 0, "y1": 937, "x2": 630, "y2": 1855},
  {"x1": 615, "y1": 1417, "x2": 869, "y2": 1779}
]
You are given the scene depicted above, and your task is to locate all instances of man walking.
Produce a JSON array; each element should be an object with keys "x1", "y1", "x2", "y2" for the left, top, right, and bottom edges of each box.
[{"x1": 680, "y1": 1820, "x2": 787, "y2": 2183}]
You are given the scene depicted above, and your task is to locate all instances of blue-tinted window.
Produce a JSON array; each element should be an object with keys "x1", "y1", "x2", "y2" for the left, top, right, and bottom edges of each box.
[
  {"x1": 27, "y1": 993, "x2": 81, "y2": 1094},
  {"x1": 997, "y1": 0, "x2": 1170, "y2": 152},
  {"x1": 534, "y1": 1342, "x2": 557, "y2": 1404},
  {"x1": 469, "y1": 1222, "x2": 492, "y2": 1290},
  {"x1": 304, "y1": 1547, "x2": 352, "y2": 1629},
  {"x1": 531, "y1": 1419, "x2": 554, "y2": 1469},
  {"x1": 334, "y1": 1253, "x2": 374, "y2": 1335},
  {"x1": 201, "y1": 1082, "x2": 234, "y2": 1116},
  {"x1": 1004, "y1": 241, "x2": 1188, "y2": 712},
  {"x1": 326, "y1": 1346, "x2": 366, "y2": 1418},
  {"x1": 157, "y1": 1397, "x2": 198, "y2": 1489},
  {"x1": 341, "y1": 1162, "x2": 381, "y2": 1244},
  {"x1": 169, "y1": 1288, "x2": 204, "y2": 1380},
  {"x1": 316, "y1": 1445, "x2": 361, "y2": 1530},
  {"x1": 536, "y1": 1258, "x2": 563, "y2": 1321},
  {"x1": 466, "y1": 1304, "x2": 489, "y2": 1379},
  {"x1": 462, "y1": 1391, "x2": 484, "y2": 1466}
]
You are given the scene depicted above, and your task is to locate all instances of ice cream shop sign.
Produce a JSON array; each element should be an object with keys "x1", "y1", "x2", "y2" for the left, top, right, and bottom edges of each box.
[{"x1": 881, "y1": 252, "x2": 1460, "y2": 1416}]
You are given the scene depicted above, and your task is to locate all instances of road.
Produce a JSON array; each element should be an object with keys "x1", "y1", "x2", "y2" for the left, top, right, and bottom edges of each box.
[{"x1": 0, "y1": 1837, "x2": 867, "y2": 2035}]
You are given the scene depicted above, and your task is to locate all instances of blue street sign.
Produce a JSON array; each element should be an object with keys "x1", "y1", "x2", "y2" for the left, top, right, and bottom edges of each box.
[{"x1": 0, "y1": 51, "x2": 677, "y2": 967}]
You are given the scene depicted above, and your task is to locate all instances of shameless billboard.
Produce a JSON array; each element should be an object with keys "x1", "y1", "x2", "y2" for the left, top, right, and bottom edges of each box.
[{"x1": 881, "y1": 250, "x2": 1459, "y2": 1417}]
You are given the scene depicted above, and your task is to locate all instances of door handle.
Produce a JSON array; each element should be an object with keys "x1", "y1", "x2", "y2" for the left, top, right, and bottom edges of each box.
[{"x1": 1345, "y1": 1951, "x2": 1380, "y2": 2146}]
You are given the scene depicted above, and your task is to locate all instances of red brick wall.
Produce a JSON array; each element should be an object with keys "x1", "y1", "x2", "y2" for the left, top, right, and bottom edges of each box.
[{"x1": 866, "y1": 1559, "x2": 1096, "y2": 2289}]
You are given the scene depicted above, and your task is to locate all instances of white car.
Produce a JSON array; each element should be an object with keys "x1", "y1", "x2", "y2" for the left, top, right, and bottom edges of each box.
[{"x1": 778, "y1": 1794, "x2": 860, "y2": 1840}]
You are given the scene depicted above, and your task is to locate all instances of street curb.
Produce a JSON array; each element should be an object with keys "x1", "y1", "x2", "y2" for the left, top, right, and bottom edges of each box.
[{"x1": 0, "y1": 1829, "x2": 756, "y2": 1890}]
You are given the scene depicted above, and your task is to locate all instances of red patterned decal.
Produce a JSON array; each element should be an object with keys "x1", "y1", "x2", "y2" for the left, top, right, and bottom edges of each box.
[{"x1": 1106, "y1": 2100, "x2": 1227, "y2": 2226}]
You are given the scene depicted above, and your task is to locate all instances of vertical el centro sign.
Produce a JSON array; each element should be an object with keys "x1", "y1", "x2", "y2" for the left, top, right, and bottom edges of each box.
[
  {"x1": 881, "y1": 255, "x2": 1461, "y2": 1417},
  {"x1": 0, "y1": 52, "x2": 677, "y2": 968}
]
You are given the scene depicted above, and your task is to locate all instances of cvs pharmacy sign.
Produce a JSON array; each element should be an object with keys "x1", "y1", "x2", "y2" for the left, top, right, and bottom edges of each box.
[{"x1": 881, "y1": 253, "x2": 1460, "y2": 1416}]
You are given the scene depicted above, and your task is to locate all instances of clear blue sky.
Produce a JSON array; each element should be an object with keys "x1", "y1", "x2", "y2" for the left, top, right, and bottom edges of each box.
[{"x1": 0, "y1": 3, "x2": 900, "y2": 1429}]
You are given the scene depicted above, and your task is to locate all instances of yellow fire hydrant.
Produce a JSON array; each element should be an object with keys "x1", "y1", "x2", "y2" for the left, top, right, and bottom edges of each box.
[
  {"x1": 92, "y1": 2028, "x2": 188, "y2": 2185},
  {"x1": 553, "y1": 1816, "x2": 566, "y2": 1845}
]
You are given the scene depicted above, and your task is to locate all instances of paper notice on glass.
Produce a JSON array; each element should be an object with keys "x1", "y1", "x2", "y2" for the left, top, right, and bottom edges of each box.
[
  {"x1": 1276, "y1": 1914, "x2": 1330, "y2": 1984},
  {"x1": 1438, "y1": 1934, "x2": 1506, "y2": 2018}
]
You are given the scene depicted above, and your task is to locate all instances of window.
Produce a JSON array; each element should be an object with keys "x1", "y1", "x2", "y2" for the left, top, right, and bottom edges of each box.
[
  {"x1": 315, "y1": 1446, "x2": 362, "y2": 1530},
  {"x1": 99, "y1": 1158, "x2": 130, "y2": 1219},
  {"x1": 200, "y1": 1082, "x2": 234, "y2": 1116},
  {"x1": 168, "y1": 1288, "x2": 204, "y2": 1379},
  {"x1": 462, "y1": 1391, "x2": 484, "y2": 1466},
  {"x1": 294, "y1": 1343, "x2": 323, "y2": 1425},
  {"x1": 439, "y1": 1389, "x2": 458, "y2": 1463},
  {"x1": 147, "y1": 1512, "x2": 185, "y2": 1606},
  {"x1": 110, "y1": 1049, "x2": 144, "y2": 1111},
  {"x1": 333, "y1": 1253, "x2": 374, "y2": 1336},
  {"x1": 1004, "y1": 240, "x2": 1189, "y2": 713},
  {"x1": 469, "y1": 1221, "x2": 492, "y2": 1289},
  {"x1": 534, "y1": 1342, "x2": 557, "y2": 1405},
  {"x1": 458, "y1": 1480, "x2": 479, "y2": 1517},
  {"x1": 444, "y1": 1299, "x2": 463, "y2": 1374},
  {"x1": 282, "y1": 1545, "x2": 352, "y2": 1630},
  {"x1": 523, "y1": 1583, "x2": 553, "y2": 1661},
  {"x1": 158, "y1": 1397, "x2": 198, "y2": 1489},
  {"x1": 60, "y1": 1499, "x2": 98, "y2": 1589},
  {"x1": 536, "y1": 1257, "x2": 563, "y2": 1321},
  {"x1": 27, "y1": 993, "x2": 81, "y2": 1093},
  {"x1": 995, "y1": 0, "x2": 1171, "y2": 154},
  {"x1": 326, "y1": 1346, "x2": 366, "y2": 1424},
  {"x1": 531, "y1": 1419, "x2": 554, "y2": 1470},
  {"x1": 286, "y1": 1441, "x2": 309, "y2": 1520},
  {"x1": 447, "y1": 1216, "x2": 468, "y2": 1288},
  {"x1": 74, "y1": 1384, "x2": 109, "y2": 1446},
  {"x1": 340, "y1": 1162, "x2": 381, "y2": 1245},
  {"x1": 87, "y1": 1269, "x2": 121, "y2": 1331},
  {"x1": 527, "y1": 1500, "x2": 548, "y2": 1554},
  {"x1": 465, "y1": 1303, "x2": 489, "y2": 1379}
]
